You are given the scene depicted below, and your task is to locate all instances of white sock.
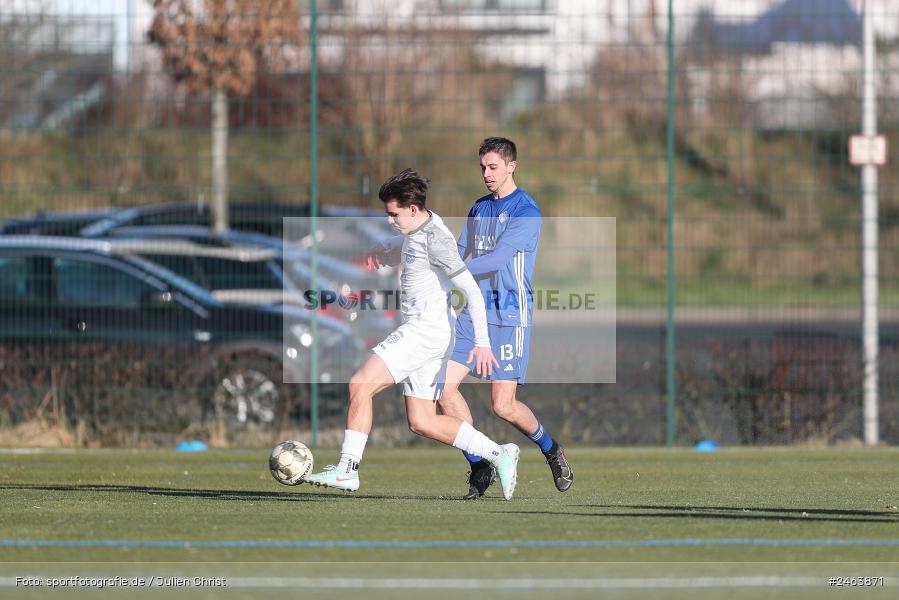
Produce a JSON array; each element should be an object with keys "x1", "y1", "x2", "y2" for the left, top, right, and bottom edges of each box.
[
  {"x1": 337, "y1": 429, "x2": 368, "y2": 473},
  {"x1": 452, "y1": 421, "x2": 502, "y2": 464}
]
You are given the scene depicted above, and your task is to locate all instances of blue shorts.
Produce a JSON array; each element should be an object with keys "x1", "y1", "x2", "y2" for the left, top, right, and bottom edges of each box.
[{"x1": 450, "y1": 310, "x2": 531, "y2": 383}]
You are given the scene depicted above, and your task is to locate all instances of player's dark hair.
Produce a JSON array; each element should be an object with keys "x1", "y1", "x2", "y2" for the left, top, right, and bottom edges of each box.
[
  {"x1": 479, "y1": 137, "x2": 517, "y2": 163},
  {"x1": 378, "y1": 168, "x2": 429, "y2": 209}
]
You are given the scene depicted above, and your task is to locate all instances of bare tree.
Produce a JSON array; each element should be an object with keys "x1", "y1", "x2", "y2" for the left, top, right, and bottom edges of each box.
[
  {"x1": 320, "y1": 24, "x2": 484, "y2": 191},
  {"x1": 148, "y1": 0, "x2": 302, "y2": 230}
]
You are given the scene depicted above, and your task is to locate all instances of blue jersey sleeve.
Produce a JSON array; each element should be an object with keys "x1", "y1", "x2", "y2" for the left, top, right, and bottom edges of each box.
[
  {"x1": 498, "y1": 204, "x2": 541, "y2": 252},
  {"x1": 466, "y1": 241, "x2": 517, "y2": 277}
]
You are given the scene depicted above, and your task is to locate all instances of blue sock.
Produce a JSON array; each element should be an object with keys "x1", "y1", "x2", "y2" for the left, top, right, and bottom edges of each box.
[
  {"x1": 463, "y1": 451, "x2": 482, "y2": 465},
  {"x1": 528, "y1": 422, "x2": 554, "y2": 453}
]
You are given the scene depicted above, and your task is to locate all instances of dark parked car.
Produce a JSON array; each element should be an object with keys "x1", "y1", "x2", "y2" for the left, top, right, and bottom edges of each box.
[
  {"x1": 77, "y1": 201, "x2": 392, "y2": 243},
  {"x1": 2, "y1": 206, "x2": 397, "y2": 309},
  {"x1": 79, "y1": 202, "x2": 394, "y2": 275},
  {"x1": 98, "y1": 225, "x2": 368, "y2": 295},
  {"x1": 93, "y1": 234, "x2": 329, "y2": 308},
  {"x1": 0, "y1": 236, "x2": 363, "y2": 430},
  {"x1": 98, "y1": 226, "x2": 400, "y2": 344},
  {"x1": 80, "y1": 202, "x2": 308, "y2": 239}
]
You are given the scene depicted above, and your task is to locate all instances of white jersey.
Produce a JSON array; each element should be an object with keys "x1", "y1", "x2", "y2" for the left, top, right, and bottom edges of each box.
[
  {"x1": 398, "y1": 212, "x2": 467, "y2": 324},
  {"x1": 373, "y1": 211, "x2": 491, "y2": 399}
]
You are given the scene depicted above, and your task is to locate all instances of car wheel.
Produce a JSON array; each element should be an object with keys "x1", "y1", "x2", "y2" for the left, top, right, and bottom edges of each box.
[
  {"x1": 207, "y1": 355, "x2": 312, "y2": 427},
  {"x1": 211, "y1": 361, "x2": 282, "y2": 426}
]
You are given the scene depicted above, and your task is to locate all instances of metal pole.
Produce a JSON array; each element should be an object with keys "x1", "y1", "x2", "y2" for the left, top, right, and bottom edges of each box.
[
  {"x1": 665, "y1": 0, "x2": 677, "y2": 445},
  {"x1": 860, "y1": 0, "x2": 879, "y2": 446},
  {"x1": 126, "y1": 0, "x2": 132, "y2": 72},
  {"x1": 211, "y1": 85, "x2": 229, "y2": 233},
  {"x1": 309, "y1": 0, "x2": 320, "y2": 448}
]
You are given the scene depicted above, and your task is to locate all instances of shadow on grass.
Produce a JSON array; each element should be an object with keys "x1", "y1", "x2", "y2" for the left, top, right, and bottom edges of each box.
[
  {"x1": 0, "y1": 483, "x2": 438, "y2": 502},
  {"x1": 499, "y1": 504, "x2": 899, "y2": 524}
]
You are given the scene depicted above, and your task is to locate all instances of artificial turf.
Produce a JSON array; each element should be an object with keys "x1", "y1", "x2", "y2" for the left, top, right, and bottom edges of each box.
[{"x1": 1, "y1": 446, "x2": 897, "y2": 598}]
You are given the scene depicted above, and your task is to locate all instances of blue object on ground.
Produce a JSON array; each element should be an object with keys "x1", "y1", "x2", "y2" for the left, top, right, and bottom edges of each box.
[
  {"x1": 694, "y1": 439, "x2": 720, "y2": 452},
  {"x1": 175, "y1": 440, "x2": 208, "y2": 452}
]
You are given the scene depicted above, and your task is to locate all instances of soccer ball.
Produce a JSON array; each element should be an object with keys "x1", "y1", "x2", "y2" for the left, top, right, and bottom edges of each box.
[{"x1": 269, "y1": 440, "x2": 314, "y2": 485}]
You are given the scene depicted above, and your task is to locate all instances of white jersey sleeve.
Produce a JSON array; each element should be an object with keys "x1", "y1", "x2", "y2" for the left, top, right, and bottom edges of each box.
[
  {"x1": 426, "y1": 225, "x2": 468, "y2": 279},
  {"x1": 450, "y1": 269, "x2": 490, "y2": 348}
]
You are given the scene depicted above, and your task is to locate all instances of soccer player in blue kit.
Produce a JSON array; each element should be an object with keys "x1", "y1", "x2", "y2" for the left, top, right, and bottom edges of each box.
[{"x1": 439, "y1": 137, "x2": 574, "y2": 500}]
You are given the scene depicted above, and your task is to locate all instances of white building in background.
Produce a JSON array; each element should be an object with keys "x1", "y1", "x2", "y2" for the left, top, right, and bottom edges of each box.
[
  {"x1": 315, "y1": 0, "x2": 899, "y2": 126},
  {"x1": 35, "y1": 0, "x2": 899, "y2": 70},
  {"x1": 686, "y1": 43, "x2": 867, "y2": 128},
  {"x1": 679, "y1": 0, "x2": 899, "y2": 127},
  {"x1": 21, "y1": 0, "x2": 899, "y2": 128}
]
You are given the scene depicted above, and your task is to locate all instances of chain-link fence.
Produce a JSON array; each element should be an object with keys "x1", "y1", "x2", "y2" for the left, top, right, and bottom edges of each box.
[{"x1": 1, "y1": 0, "x2": 897, "y2": 446}]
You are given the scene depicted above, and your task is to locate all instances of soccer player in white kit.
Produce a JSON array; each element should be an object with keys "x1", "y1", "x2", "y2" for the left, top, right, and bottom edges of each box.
[{"x1": 303, "y1": 169, "x2": 521, "y2": 500}]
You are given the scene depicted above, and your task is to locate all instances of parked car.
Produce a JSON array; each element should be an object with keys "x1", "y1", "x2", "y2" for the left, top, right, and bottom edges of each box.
[
  {"x1": 0, "y1": 236, "x2": 363, "y2": 429},
  {"x1": 97, "y1": 224, "x2": 372, "y2": 294},
  {"x1": 98, "y1": 225, "x2": 400, "y2": 344},
  {"x1": 76, "y1": 201, "x2": 393, "y2": 243},
  {"x1": 3, "y1": 205, "x2": 398, "y2": 306},
  {"x1": 94, "y1": 234, "x2": 330, "y2": 308},
  {"x1": 3, "y1": 204, "x2": 401, "y2": 341}
]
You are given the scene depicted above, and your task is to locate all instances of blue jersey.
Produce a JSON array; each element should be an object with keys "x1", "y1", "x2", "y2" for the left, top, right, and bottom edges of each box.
[{"x1": 457, "y1": 188, "x2": 541, "y2": 327}]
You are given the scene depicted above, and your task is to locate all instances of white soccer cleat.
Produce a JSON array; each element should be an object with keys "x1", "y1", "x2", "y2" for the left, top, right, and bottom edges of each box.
[
  {"x1": 303, "y1": 465, "x2": 360, "y2": 492},
  {"x1": 494, "y1": 443, "x2": 520, "y2": 500}
]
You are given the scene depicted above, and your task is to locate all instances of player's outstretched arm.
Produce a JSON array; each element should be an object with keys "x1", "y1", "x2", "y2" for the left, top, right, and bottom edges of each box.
[
  {"x1": 465, "y1": 206, "x2": 542, "y2": 276},
  {"x1": 450, "y1": 269, "x2": 499, "y2": 376},
  {"x1": 364, "y1": 235, "x2": 404, "y2": 270},
  {"x1": 465, "y1": 241, "x2": 517, "y2": 277}
]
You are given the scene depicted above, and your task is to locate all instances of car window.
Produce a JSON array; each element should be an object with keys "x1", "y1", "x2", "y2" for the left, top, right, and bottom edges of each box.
[
  {"x1": 134, "y1": 208, "x2": 209, "y2": 227},
  {"x1": 140, "y1": 254, "x2": 204, "y2": 287},
  {"x1": 196, "y1": 256, "x2": 284, "y2": 290},
  {"x1": 0, "y1": 257, "x2": 30, "y2": 301},
  {"x1": 54, "y1": 258, "x2": 150, "y2": 308}
]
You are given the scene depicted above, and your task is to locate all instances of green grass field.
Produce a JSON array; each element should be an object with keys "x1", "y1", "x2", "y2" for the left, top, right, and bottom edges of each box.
[{"x1": 1, "y1": 446, "x2": 898, "y2": 599}]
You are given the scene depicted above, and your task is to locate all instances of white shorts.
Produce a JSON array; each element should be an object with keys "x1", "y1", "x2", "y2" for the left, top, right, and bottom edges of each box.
[{"x1": 372, "y1": 319, "x2": 454, "y2": 401}]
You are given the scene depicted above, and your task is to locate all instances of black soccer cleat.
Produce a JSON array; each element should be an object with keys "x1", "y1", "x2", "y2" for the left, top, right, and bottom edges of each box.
[
  {"x1": 543, "y1": 441, "x2": 573, "y2": 492},
  {"x1": 462, "y1": 460, "x2": 496, "y2": 500}
]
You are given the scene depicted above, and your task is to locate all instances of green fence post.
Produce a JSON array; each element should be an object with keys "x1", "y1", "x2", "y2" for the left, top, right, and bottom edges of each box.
[
  {"x1": 309, "y1": 0, "x2": 320, "y2": 448},
  {"x1": 665, "y1": 0, "x2": 677, "y2": 446}
]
